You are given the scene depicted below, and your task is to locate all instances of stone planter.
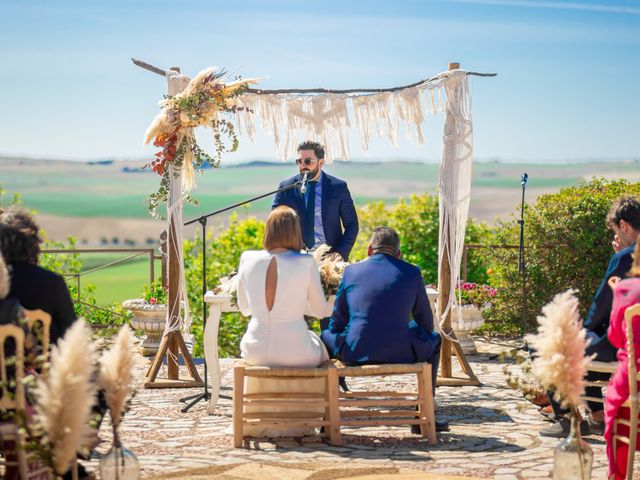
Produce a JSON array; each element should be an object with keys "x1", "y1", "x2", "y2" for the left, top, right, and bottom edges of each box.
[
  {"x1": 425, "y1": 288, "x2": 484, "y2": 354},
  {"x1": 122, "y1": 299, "x2": 167, "y2": 356},
  {"x1": 451, "y1": 305, "x2": 485, "y2": 354}
]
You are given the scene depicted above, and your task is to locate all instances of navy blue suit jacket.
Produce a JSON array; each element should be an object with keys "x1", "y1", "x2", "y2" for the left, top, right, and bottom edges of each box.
[
  {"x1": 583, "y1": 243, "x2": 635, "y2": 360},
  {"x1": 321, "y1": 253, "x2": 441, "y2": 365},
  {"x1": 272, "y1": 172, "x2": 359, "y2": 261}
]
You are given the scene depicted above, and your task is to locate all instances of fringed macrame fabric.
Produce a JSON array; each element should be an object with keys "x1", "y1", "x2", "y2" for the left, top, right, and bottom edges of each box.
[
  {"x1": 234, "y1": 81, "x2": 446, "y2": 162},
  {"x1": 437, "y1": 70, "x2": 474, "y2": 333}
]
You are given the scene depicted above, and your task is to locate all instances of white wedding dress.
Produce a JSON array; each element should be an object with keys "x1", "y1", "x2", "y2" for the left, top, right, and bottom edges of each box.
[
  {"x1": 236, "y1": 250, "x2": 330, "y2": 437},
  {"x1": 238, "y1": 249, "x2": 330, "y2": 367}
]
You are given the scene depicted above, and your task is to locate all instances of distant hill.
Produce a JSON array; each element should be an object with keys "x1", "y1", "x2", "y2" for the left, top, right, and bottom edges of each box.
[{"x1": 2, "y1": 154, "x2": 639, "y2": 245}]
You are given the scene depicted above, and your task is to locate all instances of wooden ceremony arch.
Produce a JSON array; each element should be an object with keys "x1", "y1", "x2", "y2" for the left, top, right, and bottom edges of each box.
[{"x1": 134, "y1": 59, "x2": 495, "y2": 390}]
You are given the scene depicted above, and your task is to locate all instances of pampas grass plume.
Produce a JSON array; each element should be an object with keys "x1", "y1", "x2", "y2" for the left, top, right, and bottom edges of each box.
[
  {"x1": 526, "y1": 289, "x2": 592, "y2": 410},
  {"x1": 34, "y1": 319, "x2": 97, "y2": 475},
  {"x1": 99, "y1": 325, "x2": 135, "y2": 430}
]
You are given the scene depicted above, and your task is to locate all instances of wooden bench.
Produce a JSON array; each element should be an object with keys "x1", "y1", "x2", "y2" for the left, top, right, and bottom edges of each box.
[
  {"x1": 334, "y1": 362, "x2": 437, "y2": 446},
  {"x1": 232, "y1": 360, "x2": 437, "y2": 447},
  {"x1": 233, "y1": 360, "x2": 340, "y2": 447}
]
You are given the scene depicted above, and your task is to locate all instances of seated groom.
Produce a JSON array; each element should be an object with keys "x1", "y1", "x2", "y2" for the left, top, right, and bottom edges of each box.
[{"x1": 321, "y1": 226, "x2": 448, "y2": 432}]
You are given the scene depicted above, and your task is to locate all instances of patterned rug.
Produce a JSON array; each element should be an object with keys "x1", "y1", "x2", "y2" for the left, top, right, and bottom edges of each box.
[{"x1": 148, "y1": 462, "x2": 485, "y2": 480}]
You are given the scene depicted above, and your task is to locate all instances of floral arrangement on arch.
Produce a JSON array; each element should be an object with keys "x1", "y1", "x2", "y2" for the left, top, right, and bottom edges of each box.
[{"x1": 143, "y1": 67, "x2": 259, "y2": 218}]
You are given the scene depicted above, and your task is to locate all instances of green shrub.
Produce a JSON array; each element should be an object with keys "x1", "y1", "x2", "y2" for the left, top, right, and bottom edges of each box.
[
  {"x1": 480, "y1": 178, "x2": 640, "y2": 334},
  {"x1": 351, "y1": 193, "x2": 492, "y2": 284}
]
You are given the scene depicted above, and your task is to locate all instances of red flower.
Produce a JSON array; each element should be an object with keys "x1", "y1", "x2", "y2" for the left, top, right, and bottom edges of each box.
[{"x1": 149, "y1": 297, "x2": 158, "y2": 305}]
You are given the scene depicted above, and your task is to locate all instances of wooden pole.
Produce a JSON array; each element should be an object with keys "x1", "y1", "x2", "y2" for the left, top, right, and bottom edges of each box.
[{"x1": 165, "y1": 67, "x2": 181, "y2": 380}]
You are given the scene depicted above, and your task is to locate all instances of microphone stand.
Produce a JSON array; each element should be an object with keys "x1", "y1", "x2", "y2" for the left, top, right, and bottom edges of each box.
[
  {"x1": 517, "y1": 173, "x2": 528, "y2": 336},
  {"x1": 178, "y1": 178, "x2": 305, "y2": 412}
]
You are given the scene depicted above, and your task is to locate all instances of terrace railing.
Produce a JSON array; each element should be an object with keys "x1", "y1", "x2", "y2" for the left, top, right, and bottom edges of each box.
[{"x1": 41, "y1": 246, "x2": 165, "y2": 327}]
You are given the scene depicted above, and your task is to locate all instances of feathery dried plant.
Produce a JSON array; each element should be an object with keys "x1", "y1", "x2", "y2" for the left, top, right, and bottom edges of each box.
[
  {"x1": 34, "y1": 319, "x2": 97, "y2": 476},
  {"x1": 525, "y1": 289, "x2": 592, "y2": 411},
  {"x1": 0, "y1": 252, "x2": 9, "y2": 299},
  {"x1": 99, "y1": 325, "x2": 135, "y2": 438}
]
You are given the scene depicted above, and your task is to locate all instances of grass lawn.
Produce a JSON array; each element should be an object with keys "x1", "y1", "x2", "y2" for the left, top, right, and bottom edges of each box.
[{"x1": 79, "y1": 256, "x2": 161, "y2": 306}]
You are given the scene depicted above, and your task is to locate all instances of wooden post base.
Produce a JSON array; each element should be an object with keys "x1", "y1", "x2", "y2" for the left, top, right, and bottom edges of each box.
[
  {"x1": 145, "y1": 330, "x2": 204, "y2": 389},
  {"x1": 437, "y1": 329, "x2": 480, "y2": 387}
]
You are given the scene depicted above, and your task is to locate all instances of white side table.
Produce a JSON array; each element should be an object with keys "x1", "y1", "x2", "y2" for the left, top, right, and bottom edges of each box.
[{"x1": 203, "y1": 292, "x2": 238, "y2": 414}]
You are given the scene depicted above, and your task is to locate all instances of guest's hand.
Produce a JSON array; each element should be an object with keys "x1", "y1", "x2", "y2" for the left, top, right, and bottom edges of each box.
[
  {"x1": 608, "y1": 276, "x2": 621, "y2": 290},
  {"x1": 612, "y1": 234, "x2": 624, "y2": 253}
]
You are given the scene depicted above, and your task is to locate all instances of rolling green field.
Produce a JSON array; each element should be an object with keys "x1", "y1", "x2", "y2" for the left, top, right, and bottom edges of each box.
[
  {"x1": 79, "y1": 254, "x2": 161, "y2": 305},
  {"x1": 4, "y1": 158, "x2": 638, "y2": 220}
]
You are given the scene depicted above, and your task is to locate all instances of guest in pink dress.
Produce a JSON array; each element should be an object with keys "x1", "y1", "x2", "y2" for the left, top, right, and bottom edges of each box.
[{"x1": 605, "y1": 241, "x2": 640, "y2": 480}]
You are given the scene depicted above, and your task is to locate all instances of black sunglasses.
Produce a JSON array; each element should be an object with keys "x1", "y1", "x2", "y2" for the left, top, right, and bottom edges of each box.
[{"x1": 295, "y1": 158, "x2": 315, "y2": 166}]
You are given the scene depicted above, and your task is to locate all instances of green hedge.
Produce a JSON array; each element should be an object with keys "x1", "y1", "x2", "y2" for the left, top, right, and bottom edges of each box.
[{"x1": 479, "y1": 178, "x2": 640, "y2": 333}]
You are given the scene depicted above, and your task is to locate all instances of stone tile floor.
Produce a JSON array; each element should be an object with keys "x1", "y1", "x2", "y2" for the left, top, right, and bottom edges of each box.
[{"x1": 87, "y1": 338, "x2": 613, "y2": 479}]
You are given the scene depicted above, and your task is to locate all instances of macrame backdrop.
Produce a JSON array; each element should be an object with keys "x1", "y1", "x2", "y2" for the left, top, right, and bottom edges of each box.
[
  {"x1": 160, "y1": 68, "x2": 473, "y2": 343},
  {"x1": 437, "y1": 70, "x2": 474, "y2": 332}
]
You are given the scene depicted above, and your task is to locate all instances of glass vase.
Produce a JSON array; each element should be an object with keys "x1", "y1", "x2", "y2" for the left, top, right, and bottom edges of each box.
[
  {"x1": 553, "y1": 414, "x2": 593, "y2": 480},
  {"x1": 99, "y1": 444, "x2": 140, "y2": 480}
]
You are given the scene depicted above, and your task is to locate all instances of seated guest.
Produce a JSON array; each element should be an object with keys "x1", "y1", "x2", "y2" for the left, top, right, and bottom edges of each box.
[
  {"x1": 541, "y1": 195, "x2": 640, "y2": 437},
  {"x1": 321, "y1": 226, "x2": 447, "y2": 432},
  {"x1": 604, "y1": 241, "x2": 640, "y2": 480},
  {"x1": 238, "y1": 206, "x2": 330, "y2": 367},
  {"x1": 0, "y1": 207, "x2": 76, "y2": 345},
  {"x1": 0, "y1": 208, "x2": 95, "y2": 479}
]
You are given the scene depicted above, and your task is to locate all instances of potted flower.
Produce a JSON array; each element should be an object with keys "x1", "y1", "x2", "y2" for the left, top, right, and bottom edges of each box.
[
  {"x1": 427, "y1": 282, "x2": 497, "y2": 354},
  {"x1": 121, "y1": 281, "x2": 168, "y2": 356}
]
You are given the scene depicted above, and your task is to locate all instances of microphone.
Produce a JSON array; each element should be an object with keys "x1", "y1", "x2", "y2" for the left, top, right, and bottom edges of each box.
[
  {"x1": 520, "y1": 173, "x2": 528, "y2": 187},
  {"x1": 300, "y1": 172, "x2": 310, "y2": 194}
]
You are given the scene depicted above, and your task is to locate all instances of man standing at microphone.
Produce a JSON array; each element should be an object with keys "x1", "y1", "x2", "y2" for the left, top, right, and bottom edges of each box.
[{"x1": 272, "y1": 140, "x2": 359, "y2": 261}]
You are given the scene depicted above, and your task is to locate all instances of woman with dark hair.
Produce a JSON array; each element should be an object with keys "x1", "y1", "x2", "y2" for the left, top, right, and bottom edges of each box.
[
  {"x1": 237, "y1": 206, "x2": 330, "y2": 367},
  {"x1": 0, "y1": 207, "x2": 75, "y2": 345}
]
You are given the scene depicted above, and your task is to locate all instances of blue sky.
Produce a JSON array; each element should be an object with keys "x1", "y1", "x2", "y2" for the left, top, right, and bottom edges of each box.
[{"x1": 0, "y1": 0, "x2": 638, "y2": 163}]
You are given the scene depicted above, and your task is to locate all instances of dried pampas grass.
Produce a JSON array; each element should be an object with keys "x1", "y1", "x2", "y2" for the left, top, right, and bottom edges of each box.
[
  {"x1": 0, "y1": 252, "x2": 9, "y2": 299},
  {"x1": 99, "y1": 325, "x2": 135, "y2": 431},
  {"x1": 526, "y1": 289, "x2": 592, "y2": 410},
  {"x1": 34, "y1": 319, "x2": 97, "y2": 475}
]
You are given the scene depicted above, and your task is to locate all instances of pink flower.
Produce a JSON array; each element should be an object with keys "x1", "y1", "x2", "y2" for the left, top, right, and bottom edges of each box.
[{"x1": 149, "y1": 297, "x2": 157, "y2": 305}]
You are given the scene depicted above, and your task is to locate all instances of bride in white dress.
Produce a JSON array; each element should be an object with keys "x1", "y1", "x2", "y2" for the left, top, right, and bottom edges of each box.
[{"x1": 237, "y1": 206, "x2": 330, "y2": 367}]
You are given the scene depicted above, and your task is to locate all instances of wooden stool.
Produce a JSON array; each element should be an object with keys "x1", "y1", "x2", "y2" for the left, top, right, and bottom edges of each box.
[
  {"x1": 334, "y1": 362, "x2": 437, "y2": 446},
  {"x1": 233, "y1": 360, "x2": 340, "y2": 447}
]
